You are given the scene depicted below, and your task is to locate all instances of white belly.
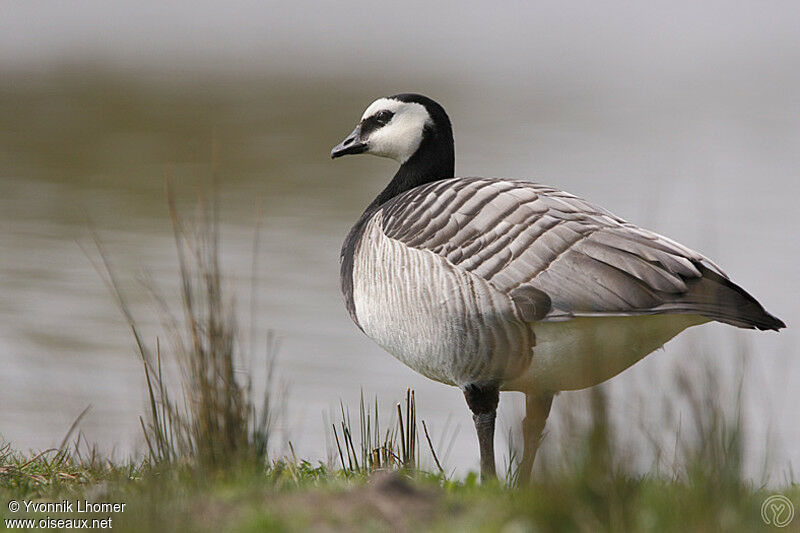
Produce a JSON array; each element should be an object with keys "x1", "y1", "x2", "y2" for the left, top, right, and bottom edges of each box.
[{"x1": 505, "y1": 314, "x2": 707, "y2": 392}]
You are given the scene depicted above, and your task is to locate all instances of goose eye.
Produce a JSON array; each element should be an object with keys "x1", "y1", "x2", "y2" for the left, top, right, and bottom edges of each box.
[{"x1": 375, "y1": 110, "x2": 394, "y2": 125}]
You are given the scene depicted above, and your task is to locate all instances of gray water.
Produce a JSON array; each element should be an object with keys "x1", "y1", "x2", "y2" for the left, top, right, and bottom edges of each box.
[{"x1": 1, "y1": 1, "x2": 799, "y2": 478}]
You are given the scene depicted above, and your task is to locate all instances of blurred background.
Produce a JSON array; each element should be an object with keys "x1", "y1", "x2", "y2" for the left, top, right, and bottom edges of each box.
[{"x1": 1, "y1": 1, "x2": 798, "y2": 479}]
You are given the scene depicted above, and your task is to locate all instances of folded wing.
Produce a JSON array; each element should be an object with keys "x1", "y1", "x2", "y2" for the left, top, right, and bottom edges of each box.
[{"x1": 380, "y1": 177, "x2": 784, "y2": 331}]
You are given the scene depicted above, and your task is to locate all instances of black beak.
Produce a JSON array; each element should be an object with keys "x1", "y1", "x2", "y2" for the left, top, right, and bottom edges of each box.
[{"x1": 331, "y1": 125, "x2": 367, "y2": 159}]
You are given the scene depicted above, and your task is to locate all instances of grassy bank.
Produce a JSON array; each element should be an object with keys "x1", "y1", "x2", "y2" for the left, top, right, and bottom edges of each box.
[{"x1": 2, "y1": 443, "x2": 798, "y2": 532}]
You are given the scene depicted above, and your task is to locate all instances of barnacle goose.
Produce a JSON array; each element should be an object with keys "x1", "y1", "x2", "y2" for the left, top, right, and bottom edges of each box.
[{"x1": 331, "y1": 93, "x2": 785, "y2": 482}]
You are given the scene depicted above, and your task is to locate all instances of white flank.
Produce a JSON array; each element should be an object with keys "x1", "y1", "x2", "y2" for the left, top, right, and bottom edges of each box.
[{"x1": 505, "y1": 314, "x2": 707, "y2": 392}]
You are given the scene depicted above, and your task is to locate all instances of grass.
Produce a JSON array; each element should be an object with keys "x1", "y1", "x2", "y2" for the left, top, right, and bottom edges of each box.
[
  {"x1": 2, "y1": 191, "x2": 797, "y2": 531},
  {"x1": 126, "y1": 187, "x2": 274, "y2": 471},
  {"x1": 331, "y1": 389, "x2": 446, "y2": 475},
  {"x1": 2, "y1": 434, "x2": 798, "y2": 532}
]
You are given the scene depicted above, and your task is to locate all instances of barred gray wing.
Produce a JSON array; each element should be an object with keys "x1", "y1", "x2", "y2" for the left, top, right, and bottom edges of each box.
[{"x1": 380, "y1": 177, "x2": 782, "y2": 330}]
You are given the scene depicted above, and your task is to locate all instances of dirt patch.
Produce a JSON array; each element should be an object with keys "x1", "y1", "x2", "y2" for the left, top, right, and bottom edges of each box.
[{"x1": 273, "y1": 471, "x2": 443, "y2": 531}]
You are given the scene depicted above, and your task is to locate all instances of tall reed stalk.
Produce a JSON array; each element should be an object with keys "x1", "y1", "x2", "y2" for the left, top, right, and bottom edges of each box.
[{"x1": 95, "y1": 187, "x2": 276, "y2": 471}]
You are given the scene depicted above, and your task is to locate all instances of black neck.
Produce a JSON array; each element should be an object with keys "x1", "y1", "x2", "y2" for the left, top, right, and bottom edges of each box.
[{"x1": 371, "y1": 128, "x2": 455, "y2": 208}]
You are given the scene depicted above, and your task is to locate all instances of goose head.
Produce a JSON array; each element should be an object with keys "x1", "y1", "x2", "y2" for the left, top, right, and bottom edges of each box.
[{"x1": 331, "y1": 93, "x2": 453, "y2": 165}]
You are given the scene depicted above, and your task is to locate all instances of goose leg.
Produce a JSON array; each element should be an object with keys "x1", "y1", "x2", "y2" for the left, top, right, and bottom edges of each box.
[
  {"x1": 463, "y1": 384, "x2": 500, "y2": 481},
  {"x1": 516, "y1": 392, "x2": 553, "y2": 485}
]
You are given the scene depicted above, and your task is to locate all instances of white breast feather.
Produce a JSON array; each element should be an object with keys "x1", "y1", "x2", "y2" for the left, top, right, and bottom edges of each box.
[{"x1": 352, "y1": 212, "x2": 534, "y2": 387}]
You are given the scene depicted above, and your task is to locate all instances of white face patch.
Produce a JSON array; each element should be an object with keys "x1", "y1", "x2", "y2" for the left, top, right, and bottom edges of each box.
[{"x1": 360, "y1": 98, "x2": 432, "y2": 163}]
